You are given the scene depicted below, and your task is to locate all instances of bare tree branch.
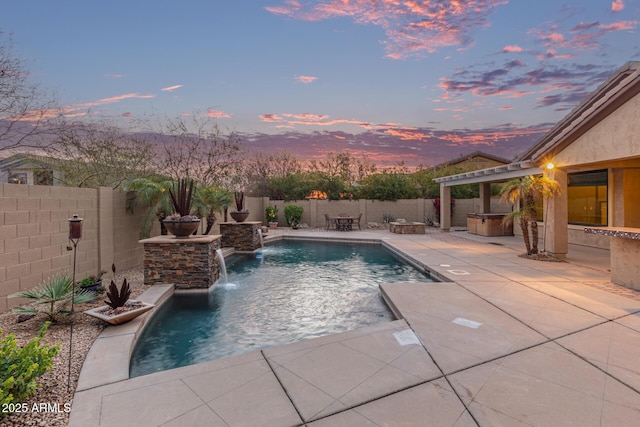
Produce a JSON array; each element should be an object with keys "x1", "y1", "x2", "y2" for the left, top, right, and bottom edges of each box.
[{"x1": 0, "y1": 32, "x2": 60, "y2": 153}]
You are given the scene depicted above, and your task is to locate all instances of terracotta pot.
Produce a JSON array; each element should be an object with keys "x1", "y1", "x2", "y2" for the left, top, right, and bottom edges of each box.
[
  {"x1": 230, "y1": 211, "x2": 250, "y2": 223},
  {"x1": 163, "y1": 219, "x2": 201, "y2": 238}
]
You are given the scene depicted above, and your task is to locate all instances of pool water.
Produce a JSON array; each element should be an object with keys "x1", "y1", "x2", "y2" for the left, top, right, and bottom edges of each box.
[{"x1": 130, "y1": 240, "x2": 433, "y2": 377}]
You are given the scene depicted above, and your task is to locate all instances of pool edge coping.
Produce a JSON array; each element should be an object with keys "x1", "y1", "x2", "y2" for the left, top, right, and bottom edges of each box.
[
  {"x1": 75, "y1": 283, "x2": 174, "y2": 392},
  {"x1": 76, "y1": 234, "x2": 452, "y2": 392}
]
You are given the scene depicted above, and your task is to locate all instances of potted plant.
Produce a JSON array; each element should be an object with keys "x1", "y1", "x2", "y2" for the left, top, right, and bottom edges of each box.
[
  {"x1": 265, "y1": 205, "x2": 278, "y2": 228},
  {"x1": 84, "y1": 264, "x2": 154, "y2": 325},
  {"x1": 162, "y1": 178, "x2": 201, "y2": 238},
  {"x1": 230, "y1": 191, "x2": 250, "y2": 223},
  {"x1": 284, "y1": 205, "x2": 304, "y2": 229},
  {"x1": 78, "y1": 271, "x2": 106, "y2": 294}
]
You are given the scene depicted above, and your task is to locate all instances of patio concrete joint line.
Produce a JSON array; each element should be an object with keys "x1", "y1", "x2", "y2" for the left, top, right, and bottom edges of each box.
[
  {"x1": 396, "y1": 315, "x2": 482, "y2": 427},
  {"x1": 260, "y1": 350, "x2": 305, "y2": 425}
]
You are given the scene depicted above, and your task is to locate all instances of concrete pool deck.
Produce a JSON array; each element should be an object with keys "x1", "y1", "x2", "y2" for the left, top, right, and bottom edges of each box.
[{"x1": 69, "y1": 228, "x2": 640, "y2": 426}]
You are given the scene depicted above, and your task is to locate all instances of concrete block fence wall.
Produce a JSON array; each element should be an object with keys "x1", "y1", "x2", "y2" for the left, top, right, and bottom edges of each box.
[
  {"x1": 0, "y1": 184, "x2": 510, "y2": 313},
  {"x1": 242, "y1": 197, "x2": 512, "y2": 229},
  {"x1": 0, "y1": 184, "x2": 150, "y2": 312}
]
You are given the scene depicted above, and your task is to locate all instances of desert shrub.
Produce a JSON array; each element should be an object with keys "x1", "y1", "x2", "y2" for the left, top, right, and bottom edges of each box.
[
  {"x1": 0, "y1": 322, "x2": 59, "y2": 409},
  {"x1": 284, "y1": 205, "x2": 304, "y2": 228},
  {"x1": 13, "y1": 273, "x2": 94, "y2": 321}
]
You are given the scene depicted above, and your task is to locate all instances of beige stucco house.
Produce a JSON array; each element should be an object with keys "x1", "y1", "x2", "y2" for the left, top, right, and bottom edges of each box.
[
  {"x1": 435, "y1": 61, "x2": 640, "y2": 286},
  {"x1": 433, "y1": 150, "x2": 512, "y2": 172},
  {"x1": 0, "y1": 153, "x2": 62, "y2": 185}
]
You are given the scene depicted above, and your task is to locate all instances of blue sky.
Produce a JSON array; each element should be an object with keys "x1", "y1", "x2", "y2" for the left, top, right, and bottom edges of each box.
[{"x1": 2, "y1": 0, "x2": 639, "y2": 165}]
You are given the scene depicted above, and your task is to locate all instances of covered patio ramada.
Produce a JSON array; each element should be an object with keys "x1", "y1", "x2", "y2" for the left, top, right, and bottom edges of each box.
[{"x1": 436, "y1": 61, "x2": 640, "y2": 289}]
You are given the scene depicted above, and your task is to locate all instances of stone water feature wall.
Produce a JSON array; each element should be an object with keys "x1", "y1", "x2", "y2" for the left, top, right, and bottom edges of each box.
[
  {"x1": 141, "y1": 235, "x2": 222, "y2": 289},
  {"x1": 220, "y1": 221, "x2": 262, "y2": 252}
]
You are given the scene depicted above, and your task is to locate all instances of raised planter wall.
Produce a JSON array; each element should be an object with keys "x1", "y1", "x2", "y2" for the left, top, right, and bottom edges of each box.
[
  {"x1": 389, "y1": 222, "x2": 426, "y2": 234},
  {"x1": 140, "y1": 235, "x2": 221, "y2": 289},
  {"x1": 220, "y1": 221, "x2": 262, "y2": 252}
]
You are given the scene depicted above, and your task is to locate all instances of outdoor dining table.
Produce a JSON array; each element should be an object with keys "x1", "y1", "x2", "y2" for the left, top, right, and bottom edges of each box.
[{"x1": 335, "y1": 216, "x2": 354, "y2": 231}]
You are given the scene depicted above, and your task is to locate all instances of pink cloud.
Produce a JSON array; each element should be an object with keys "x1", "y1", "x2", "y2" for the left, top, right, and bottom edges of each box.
[
  {"x1": 16, "y1": 92, "x2": 155, "y2": 121},
  {"x1": 205, "y1": 109, "x2": 231, "y2": 118},
  {"x1": 282, "y1": 113, "x2": 328, "y2": 120},
  {"x1": 383, "y1": 128, "x2": 429, "y2": 141},
  {"x1": 161, "y1": 84, "x2": 183, "y2": 92},
  {"x1": 85, "y1": 93, "x2": 155, "y2": 107},
  {"x1": 536, "y1": 49, "x2": 574, "y2": 60},
  {"x1": 530, "y1": 19, "x2": 638, "y2": 52},
  {"x1": 104, "y1": 73, "x2": 123, "y2": 78},
  {"x1": 599, "y1": 20, "x2": 637, "y2": 31},
  {"x1": 266, "y1": 0, "x2": 509, "y2": 59},
  {"x1": 260, "y1": 113, "x2": 283, "y2": 122},
  {"x1": 262, "y1": 111, "x2": 371, "y2": 128},
  {"x1": 612, "y1": 0, "x2": 624, "y2": 12},
  {"x1": 503, "y1": 45, "x2": 523, "y2": 53},
  {"x1": 499, "y1": 106, "x2": 514, "y2": 110},
  {"x1": 295, "y1": 75, "x2": 318, "y2": 84}
]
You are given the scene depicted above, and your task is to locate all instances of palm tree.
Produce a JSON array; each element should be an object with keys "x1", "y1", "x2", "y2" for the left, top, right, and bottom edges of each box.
[
  {"x1": 500, "y1": 175, "x2": 561, "y2": 255},
  {"x1": 192, "y1": 185, "x2": 232, "y2": 235},
  {"x1": 124, "y1": 177, "x2": 174, "y2": 238}
]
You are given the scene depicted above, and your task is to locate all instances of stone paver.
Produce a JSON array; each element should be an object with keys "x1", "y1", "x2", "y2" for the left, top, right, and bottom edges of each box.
[
  {"x1": 458, "y1": 280, "x2": 607, "y2": 339},
  {"x1": 558, "y1": 317, "x2": 640, "y2": 393},
  {"x1": 308, "y1": 380, "x2": 477, "y2": 427},
  {"x1": 381, "y1": 282, "x2": 548, "y2": 374},
  {"x1": 69, "y1": 229, "x2": 640, "y2": 427},
  {"x1": 448, "y1": 342, "x2": 640, "y2": 426},
  {"x1": 264, "y1": 320, "x2": 439, "y2": 422}
]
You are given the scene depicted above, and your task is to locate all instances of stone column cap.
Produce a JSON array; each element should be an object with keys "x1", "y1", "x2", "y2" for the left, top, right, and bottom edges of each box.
[
  {"x1": 139, "y1": 234, "x2": 222, "y2": 244},
  {"x1": 219, "y1": 221, "x2": 262, "y2": 225}
]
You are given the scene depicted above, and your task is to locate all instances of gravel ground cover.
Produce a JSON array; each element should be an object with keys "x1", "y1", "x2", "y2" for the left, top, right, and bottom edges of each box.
[{"x1": 0, "y1": 267, "x2": 147, "y2": 427}]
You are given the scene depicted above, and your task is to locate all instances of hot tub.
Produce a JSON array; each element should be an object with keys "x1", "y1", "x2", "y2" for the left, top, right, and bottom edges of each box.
[{"x1": 467, "y1": 213, "x2": 513, "y2": 237}]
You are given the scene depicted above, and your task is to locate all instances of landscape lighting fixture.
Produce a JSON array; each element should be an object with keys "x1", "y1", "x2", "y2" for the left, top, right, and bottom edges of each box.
[{"x1": 67, "y1": 214, "x2": 83, "y2": 391}]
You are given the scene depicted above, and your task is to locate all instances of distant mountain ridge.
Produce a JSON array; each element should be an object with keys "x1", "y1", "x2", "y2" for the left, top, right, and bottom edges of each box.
[{"x1": 2, "y1": 119, "x2": 548, "y2": 167}]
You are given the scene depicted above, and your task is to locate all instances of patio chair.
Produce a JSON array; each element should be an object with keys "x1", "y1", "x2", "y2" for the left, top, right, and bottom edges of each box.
[
  {"x1": 325, "y1": 214, "x2": 336, "y2": 231},
  {"x1": 356, "y1": 213, "x2": 362, "y2": 230}
]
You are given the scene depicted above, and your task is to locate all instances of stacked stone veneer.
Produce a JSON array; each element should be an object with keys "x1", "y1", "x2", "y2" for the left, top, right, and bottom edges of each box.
[
  {"x1": 220, "y1": 221, "x2": 262, "y2": 252},
  {"x1": 141, "y1": 235, "x2": 221, "y2": 289},
  {"x1": 389, "y1": 222, "x2": 426, "y2": 234}
]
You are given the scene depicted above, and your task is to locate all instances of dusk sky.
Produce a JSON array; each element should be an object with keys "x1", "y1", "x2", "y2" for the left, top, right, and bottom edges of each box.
[{"x1": 3, "y1": 0, "x2": 639, "y2": 166}]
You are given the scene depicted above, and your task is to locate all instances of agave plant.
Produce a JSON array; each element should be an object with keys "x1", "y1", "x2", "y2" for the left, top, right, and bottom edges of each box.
[
  {"x1": 168, "y1": 178, "x2": 196, "y2": 219},
  {"x1": 14, "y1": 273, "x2": 94, "y2": 321},
  {"x1": 104, "y1": 264, "x2": 131, "y2": 309},
  {"x1": 233, "y1": 191, "x2": 247, "y2": 212}
]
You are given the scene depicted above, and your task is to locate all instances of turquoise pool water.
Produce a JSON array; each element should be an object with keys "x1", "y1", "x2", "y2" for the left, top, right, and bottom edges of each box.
[{"x1": 130, "y1": 240, "x2": 433, "y2": 377}]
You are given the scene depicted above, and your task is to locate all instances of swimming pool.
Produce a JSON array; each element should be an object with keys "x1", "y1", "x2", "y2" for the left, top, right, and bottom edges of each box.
[{"x1": 130, "y1": 239, "x2": 434, "y2": 377}]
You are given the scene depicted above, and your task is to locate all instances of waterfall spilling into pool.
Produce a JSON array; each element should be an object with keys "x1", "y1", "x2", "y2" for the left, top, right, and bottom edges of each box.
[
  {"x1": 257, "y1": 228, "x2": 265, "y2": 259},
  {"x1": 215, "y1": 248, "x2": 227, "y2": 284},
  {"x1": 130, "y1": 240, "x2": 435, "y2": 377},
  {"x1": 257, "y1": 228, "x2": 264, "y2": 248}
]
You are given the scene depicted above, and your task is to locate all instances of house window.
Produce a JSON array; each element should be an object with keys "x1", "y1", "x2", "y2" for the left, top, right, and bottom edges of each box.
[
  {"x1": 8, "y1": 172, "x2": 27, "y2": 184},
  {"x1": 567, "y1": 170, "x2": 607, "y2": 226},
  {"x1": 34, "y1": 170, "x2": 53, "y2": 186}
]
